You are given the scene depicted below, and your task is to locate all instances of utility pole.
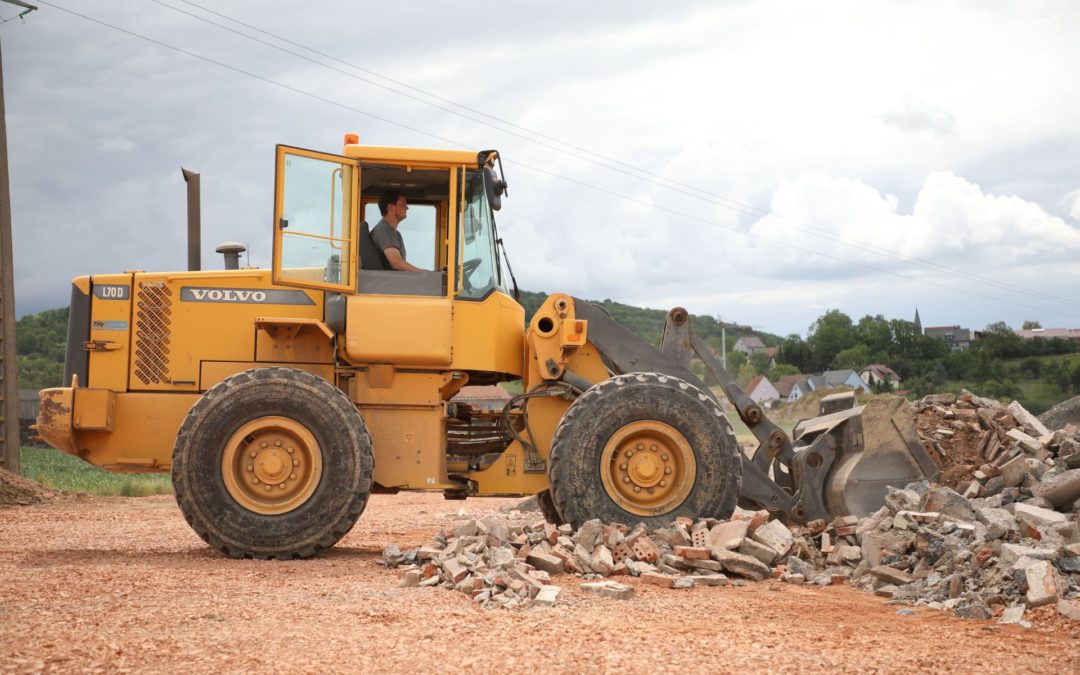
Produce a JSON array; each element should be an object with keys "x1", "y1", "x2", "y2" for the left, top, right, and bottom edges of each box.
[{"x1": 0, "y1": 0, "x2": 37, "y2": 474}]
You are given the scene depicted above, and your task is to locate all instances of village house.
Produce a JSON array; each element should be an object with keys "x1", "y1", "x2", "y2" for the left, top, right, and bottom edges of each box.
[
  {"x1": 1014, "y1": 327, "x2": 1080, "y2": 342},
  {"x1": 744, "y1": 374, "x2": 780, "y2": 403},
  {"x1": 732, "y1": 336, "x2": 767, "y2": 356},
  {"x1": 860, "y1": 364, "x2": 901, "y2": 390},
  {"x1": 924, "y1": 325, "x2": 978, "y2": 351}
]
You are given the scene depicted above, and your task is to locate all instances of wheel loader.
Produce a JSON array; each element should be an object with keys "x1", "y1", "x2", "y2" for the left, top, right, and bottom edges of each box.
[{"x1": 35, "y1": 137, "x2": 938, "y2": 559}]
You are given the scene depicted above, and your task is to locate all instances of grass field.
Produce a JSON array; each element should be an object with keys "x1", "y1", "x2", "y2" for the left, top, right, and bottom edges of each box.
[{"x1": 20, "y1": 447, "x2": 173, "y2": 496}]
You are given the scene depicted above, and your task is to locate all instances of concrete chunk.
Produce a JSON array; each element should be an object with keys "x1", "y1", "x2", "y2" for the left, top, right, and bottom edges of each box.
[
  {"x1": 525, "y1": 551, "x2": 564, "y2": 575},
  {"x1": 1025, "y1": 561, "x2": 1059, "y2": 607},
  {"x1": 687, "y1": 573, "x2": 729, "y2": 587},
  {"x1": 711, "y1": 548, "x2": 771, "y2": 581},
  {"x1": 1032, "y1": 469, "x2": 1080, "y2": 509},
  {"x1": 739, "y1": 537, "x2": 779, "y2": 566},
  {"x1": 922, "y1": 486, "x2": 975, "y2": 521},
  {"x1": 640, "y1": 572, "x2": 677, "y2": 588},
  {"x1": 998, "y1": 604, "x2": 1026, "y2": 624},
  {"x1": 706, "y1": 520, "x2": 749, "y2": 550},
  {"x1": 1013, "y1": 502, "x2": 1068, "y2": 529},
  {"x1": 534, "y1": 585, "x2": 562, "y2": 607},
  {"x1": 870, "y1": 565, "x2": 914, "y2": 585},
  {"x1": 1006, "y1": 428, "x2": 1044, "y2": 454},
  {"x1": 1009, "y1": 400, "x2": 1052, "y2": 438},
  {"x1": 975, "y1": 507, "x2": 1017, "y2": 541},
  {"x1": 1000, "y1": 543, "x2": 1060, "y2": 565},
  {"x1": 1000, "y1": 455, "x2": 1031, "y2": 488},
  {"x1": 581, "y1": 580, "x2": 634, "y2": 600},
  {"x1": 751, "y1": 519, "x2": 795, "y2": 559}
]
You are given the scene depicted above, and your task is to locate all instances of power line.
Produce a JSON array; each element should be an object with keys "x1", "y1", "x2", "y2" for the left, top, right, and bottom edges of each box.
[
  {"x1": 32, "y1": 1, "x2": 1080, "y2": 322},
  {"x1": 156, "y1": 0, "x2": 1080, "y2": 313}
]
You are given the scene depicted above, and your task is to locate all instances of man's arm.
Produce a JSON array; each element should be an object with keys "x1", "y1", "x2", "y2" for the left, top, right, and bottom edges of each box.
[{"x1": 383, "y1": 247, "x2": 425, "y2": 272}]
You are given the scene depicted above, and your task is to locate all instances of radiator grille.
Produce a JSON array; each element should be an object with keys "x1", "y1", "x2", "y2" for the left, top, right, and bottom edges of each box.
[{"x1": 133, "y1": 282, "x2": 173, "y2": 385}]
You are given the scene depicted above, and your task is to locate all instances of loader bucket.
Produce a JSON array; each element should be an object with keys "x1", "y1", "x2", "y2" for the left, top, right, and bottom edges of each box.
[{"x1": 791, "y1": 396, "x2": 939, "y2": 519}]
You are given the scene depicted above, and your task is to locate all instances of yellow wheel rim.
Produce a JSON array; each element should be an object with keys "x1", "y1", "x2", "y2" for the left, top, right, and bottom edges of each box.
[
  {"x1": 599, "y1": 420, "x2": 696, "y2": 517},
  {"x1": 221, "y1": 416, "x2": 323, "y2": 515}
]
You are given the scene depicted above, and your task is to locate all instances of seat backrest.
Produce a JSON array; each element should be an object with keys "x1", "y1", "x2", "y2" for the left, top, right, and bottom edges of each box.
[{"x1": 359, "y1": 221, "x2": 390, "y2": 271}]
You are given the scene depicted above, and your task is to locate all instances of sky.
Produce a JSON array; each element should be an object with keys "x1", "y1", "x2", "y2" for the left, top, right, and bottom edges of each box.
[{"x1": 2, "y1": 1, "x2": 1079, "y2": 338}]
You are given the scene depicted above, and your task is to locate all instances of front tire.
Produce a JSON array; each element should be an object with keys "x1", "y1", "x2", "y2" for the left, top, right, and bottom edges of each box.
[
  {"x1": 172, "y1": 367, "x2": 373, "y2": 559},
  {"x1": 548, "y1": 372, "x2": 741, "y2": 528}
]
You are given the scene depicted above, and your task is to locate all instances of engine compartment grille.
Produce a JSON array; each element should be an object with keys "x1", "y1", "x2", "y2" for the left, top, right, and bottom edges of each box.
[{"x1": 133, "y1": 282, "x2": 173, "y2": 385}]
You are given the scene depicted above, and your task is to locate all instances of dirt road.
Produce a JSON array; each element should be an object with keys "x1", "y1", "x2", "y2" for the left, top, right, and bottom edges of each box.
[{"x1": 2, "y1": 493, "x2": 1078, "y2": 673}]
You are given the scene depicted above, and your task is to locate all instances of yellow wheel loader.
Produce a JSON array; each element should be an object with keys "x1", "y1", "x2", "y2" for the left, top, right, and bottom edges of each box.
[{"x1": 36, "y1": 138, "x2": 938, "y2": 559}]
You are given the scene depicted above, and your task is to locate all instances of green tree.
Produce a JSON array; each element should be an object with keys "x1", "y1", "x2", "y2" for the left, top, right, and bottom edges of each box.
[
  {"x1": 726, "y1": 350, "x2": 748, "y2": 374},
  {"x1": 1018, "y1": 357, "x2": 1042, "y2": 378},
  {"x1": 807, "y1": 310, "x2": 857, "y2": 371},
  {"x1": 779, "y1": 334, "x2": 811, "y2": 371},
  {"x1": 980, "y1": 321, "x2": 1024, "y2": 359},
  {"x1": 767, "y1": 363, "x2": 799, "y2": 382},
  {"x1": 1022, "y1": 320, "x2": 1042, "y2": 330},
  {"x1": 832, "y1": 344, "x2": 872, "y2": 371},
  {"x1": 856, "y1": 314, "x2": 893, "y2": 355},
  {"x1": 749, "y1": 351, "x2": 772, "y2": 375}
]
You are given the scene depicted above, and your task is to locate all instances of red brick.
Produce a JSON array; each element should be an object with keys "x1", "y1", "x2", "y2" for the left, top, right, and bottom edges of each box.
[{"x1": 673, "y1": 545, "x2": 711, "y2": 560}]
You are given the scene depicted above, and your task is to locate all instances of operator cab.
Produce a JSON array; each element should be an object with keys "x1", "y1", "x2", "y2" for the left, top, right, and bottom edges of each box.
[{"x1": 271, "y1": 140, "x2": 509, "y2": 302}]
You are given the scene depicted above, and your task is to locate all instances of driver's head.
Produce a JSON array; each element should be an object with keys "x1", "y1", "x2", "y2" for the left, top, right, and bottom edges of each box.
[{"x1": 379, "y1": 189, "x2": 407, "y2": 217}]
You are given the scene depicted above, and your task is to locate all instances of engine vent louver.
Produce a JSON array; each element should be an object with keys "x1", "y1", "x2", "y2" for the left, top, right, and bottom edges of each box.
[{"x1": 133, "y1": 283, "x2": 173, "y2": 385}]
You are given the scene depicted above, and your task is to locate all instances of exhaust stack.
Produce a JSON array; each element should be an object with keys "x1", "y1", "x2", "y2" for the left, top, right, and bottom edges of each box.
[
  {"x1": 216, "y1": 242, "x2": 246, "y2": 270},
  {"x1": 181, "y1": 167, "x2": 200, "y2": 271}
]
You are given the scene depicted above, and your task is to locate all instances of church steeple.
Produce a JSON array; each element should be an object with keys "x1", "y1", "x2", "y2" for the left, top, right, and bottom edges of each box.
[{"x1": 914, "y1": 307, "x2": 923, "y2": 335}]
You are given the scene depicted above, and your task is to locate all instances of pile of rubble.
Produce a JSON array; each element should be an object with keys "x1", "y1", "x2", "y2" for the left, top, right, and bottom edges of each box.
[
  {"x1": 383, "y1": 392, "x2": 1080, "y2": 622},
  {"x1": 381, "y1": 507, "x2": 803, "y2": 609},
  {"x1": 914, "y1": 392, "x2": 1080, "y2": 494}
]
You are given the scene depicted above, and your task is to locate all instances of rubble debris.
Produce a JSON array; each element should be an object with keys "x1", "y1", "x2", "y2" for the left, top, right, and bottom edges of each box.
[{"x1": 381, "y1": 392, "x2": 1080, "y2": 618}]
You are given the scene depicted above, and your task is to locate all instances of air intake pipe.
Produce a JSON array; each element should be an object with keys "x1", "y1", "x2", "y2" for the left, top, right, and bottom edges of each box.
[{"x1": 181, "y1": 167, "x2": 200, "y2": 271}]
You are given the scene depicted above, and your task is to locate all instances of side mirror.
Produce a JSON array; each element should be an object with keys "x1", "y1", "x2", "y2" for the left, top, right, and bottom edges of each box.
[{"x1": 482, "y1": 166, "x2": 507, "y2": 212}]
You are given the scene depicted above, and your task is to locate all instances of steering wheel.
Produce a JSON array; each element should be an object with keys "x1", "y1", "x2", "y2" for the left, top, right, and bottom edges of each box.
[{"x1": 461, "y1": 258, "x2": 482, "y2": 291}]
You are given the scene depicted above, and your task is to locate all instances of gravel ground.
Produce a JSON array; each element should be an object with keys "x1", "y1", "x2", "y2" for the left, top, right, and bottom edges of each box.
[{"x1": 2, "y1": 492, "x2": 1079, "y2": 674}]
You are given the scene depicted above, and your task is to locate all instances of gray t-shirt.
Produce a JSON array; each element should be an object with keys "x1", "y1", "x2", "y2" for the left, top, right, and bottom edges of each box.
[{"x1": 370, "y1": 218, "x2": 406, "y2": 262}]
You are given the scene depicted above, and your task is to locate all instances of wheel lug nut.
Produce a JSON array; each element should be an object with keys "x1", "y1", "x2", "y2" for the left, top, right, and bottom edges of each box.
[
  {"x1": 290, "y1": 473, "x2": 296, "y2": 480},
  {"x1": 246, "y1": 464, "x2": 253, "y2": 472},
  {"x1": 619, "y1": 463, "x2": 627, "y2": 470},
  {"x1": 633, "y1": 486, "x2": 641, "y2": 493},
  {"x1": 260, "y1": 442, "x2": 268, "y2": 449},
  {"x1": 635, "y1": 443, "x2": 644, "y2": 451},
  {"x1": 249, "y1": 451, "x2": 257, "y2": 459},
  {"x1": 650, "y1": 444, "x2": 658, "y2": 452},
  {"x1": 661, "y1": 454, "x2": 669, "y2": 461},
  {"x1": 659, "y1": 480, "x2": 667, "y2": 487},
  {"x1": 665, "y1": 468, "x2": 672, "y2": 475},
  {"x1": 292, "y1": 459, "x2": 300, "y2": 467},
  {"x1": 252, "y1": 478, "x2": 259, "y2": 484},
  {"x1": 287, "y1": 447, "x2": 294, "y2": 454},
  {"x1": 647, "y1": 488, "x2": 654, "y2": 494},
  {"x1": 622, "y1": 477, "x2": 631, "y2": 484},
  {"x1": 279, "y1": 483, "x2": 287, "y2": 490},
  {"x1": 264, "y1": 484, "x2": 271, "y2": 491},
  {"x1": 274, "y1": 440, "x2": 282, "y2": 447}
]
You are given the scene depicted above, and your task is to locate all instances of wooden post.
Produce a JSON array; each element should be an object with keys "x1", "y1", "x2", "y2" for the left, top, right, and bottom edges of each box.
[{"x1": 0, "y1": 35, "x2": 20, "y2": 473}]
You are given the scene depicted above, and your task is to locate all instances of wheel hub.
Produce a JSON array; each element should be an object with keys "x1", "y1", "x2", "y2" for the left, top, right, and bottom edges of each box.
[
  {"x1": 600, "y1": 421, "x2": 696, "y2": 516},
  {"x1": 222, "y1": 416, "x2": 322, "y2": 515}
]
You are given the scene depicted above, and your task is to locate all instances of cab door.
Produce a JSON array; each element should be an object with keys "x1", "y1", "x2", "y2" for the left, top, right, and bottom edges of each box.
[{"x1": 272, "y1": 146, "x2": 360, "y2": 293}]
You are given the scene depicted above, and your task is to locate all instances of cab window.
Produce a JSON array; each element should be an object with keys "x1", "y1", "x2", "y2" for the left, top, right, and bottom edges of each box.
[{"x1": 362, "y1": 202, "x2": 437, "y2": 271}]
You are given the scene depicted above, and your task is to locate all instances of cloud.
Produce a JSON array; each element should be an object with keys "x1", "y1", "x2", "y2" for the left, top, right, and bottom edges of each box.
[
  {"x1": 745, "y1": 171, "x2": 1080, "y2": 279},
  {"x1": 879, "y1": 99, "x2": 958, "y2": 137},
  {"x1": 1069, "y1": 189, "x2": 1080, "y2": 221}
]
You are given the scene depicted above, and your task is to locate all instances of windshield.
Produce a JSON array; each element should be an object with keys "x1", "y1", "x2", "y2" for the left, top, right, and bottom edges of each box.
[{"x1": 457, "y1": 169, "x2": 504, "y2": 300}]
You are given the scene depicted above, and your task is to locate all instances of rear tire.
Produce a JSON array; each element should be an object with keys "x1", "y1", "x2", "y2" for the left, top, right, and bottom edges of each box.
[
  {"x1": 548, "y1": 372, "x2": 741, "y2": 528},
  {"x1": 172, "y1": 367, "x2": 373, "y2": 559}
]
